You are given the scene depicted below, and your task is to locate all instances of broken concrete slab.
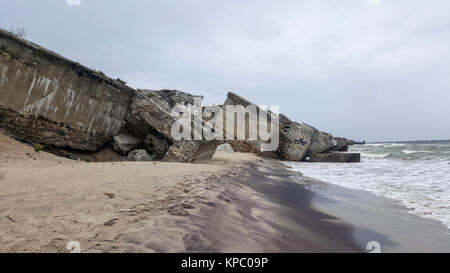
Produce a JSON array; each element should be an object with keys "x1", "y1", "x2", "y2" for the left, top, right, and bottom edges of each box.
[
  {"x1": 330, "y1": 137, "x2": 350, "y2": 152},
  {"x1": 143, "y1": 132, "x2": 171, "y2": 159},
  {"x1": 111, "y1": 132, "x2": 142, "y2": 155},
  {"x1": 307, "y1": 152, "x2": 361, "y2": 163}
]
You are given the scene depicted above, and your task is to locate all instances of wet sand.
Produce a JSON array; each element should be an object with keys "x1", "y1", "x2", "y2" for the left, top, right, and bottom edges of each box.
[
  {"x1": 306, "y1": 177, "x2": 450, "y2": 252},
  {"x1": 0, "y1": 130, "x2": 360, "y2": 252}
]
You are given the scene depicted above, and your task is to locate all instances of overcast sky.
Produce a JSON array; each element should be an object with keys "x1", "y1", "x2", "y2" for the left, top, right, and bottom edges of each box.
[{"x1": 1, "y1": 0, "x2": 450, "y2": 142}]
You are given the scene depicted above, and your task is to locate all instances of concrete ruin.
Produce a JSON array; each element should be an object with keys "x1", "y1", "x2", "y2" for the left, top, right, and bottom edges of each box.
[
  {"x1": 0, "y1": 29, "x2": 221, "y2": 162},
  {"x1": 0, "y1": 28, "x2": 360, "y2": 163},
  {"x1": 125, "y1": 89, "x2": 221, "y2": 162}
]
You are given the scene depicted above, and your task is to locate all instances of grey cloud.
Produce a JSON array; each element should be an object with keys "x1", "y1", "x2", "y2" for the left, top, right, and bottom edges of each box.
[{"x1": 1, "y1": 0, "x2": 449, "y2": 141}]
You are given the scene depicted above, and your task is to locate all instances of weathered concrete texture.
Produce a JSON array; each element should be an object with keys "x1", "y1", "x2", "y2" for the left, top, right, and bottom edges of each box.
[
  {"x1": 143, "y1": 132, "x2": 171, "y2": 159},
  {"x1": 111, "y1": 132, "x2": 142, "y2": 155},
  {"x1": 125, "y1": 91, "x2": 174, "y2": 158},
  {"x1": 127, "y1": 149, "x2": 153, "y2": 161},
  {"x1": 125, "y1": 90, "x2": 220, "y2": 162},
  {"x1": 0, "y1": 28, "x2": 135, "y2": 151},
  {"x1": 308, "y1": 152, "x2": 361, "y2": 163},
  {"x1": 226, "y1": 140, "x2": 260, "y2": 153},
  {"x1": 277, "y1": 119, "x2": 318, "y2": 161},
  {"x1": 309, "y1": 131, "x2": 338, "y2": 154},
  {"x1": 215, "y1": 143, "x2": 234, "y2": 153},
  {"x1": 331, "y1": 137, "x2": 350, "y2": 152}
]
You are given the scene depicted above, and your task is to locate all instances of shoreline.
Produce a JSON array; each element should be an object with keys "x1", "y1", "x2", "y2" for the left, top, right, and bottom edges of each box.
[{"x1": 283, "y1": 165, "x2": 450, "y2": 252}]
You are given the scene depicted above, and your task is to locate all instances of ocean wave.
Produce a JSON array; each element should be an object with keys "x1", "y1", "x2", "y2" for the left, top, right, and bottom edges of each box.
[
  {"x1": 362, "y1": 152, "x2": 391, "y2": 158},
  {"x1": 402, "y1": 150, "x2": 430, "y2": 154},
  {"x1": 365, "y1": 143, "x2": 386, "y2": 147},
  {"x1": 384, "y1": 143, "x2": 405, "y2": 147}
]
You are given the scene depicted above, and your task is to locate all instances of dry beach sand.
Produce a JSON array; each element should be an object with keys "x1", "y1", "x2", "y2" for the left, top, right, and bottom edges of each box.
[{"x1": 1, "y1": 131, "x2": 450, "y2": 253}]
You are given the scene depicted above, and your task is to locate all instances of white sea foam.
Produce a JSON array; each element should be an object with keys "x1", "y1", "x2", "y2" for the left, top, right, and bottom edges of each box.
[{"x1": 402, "y1": 149, "x2": 429, "y2": 154}]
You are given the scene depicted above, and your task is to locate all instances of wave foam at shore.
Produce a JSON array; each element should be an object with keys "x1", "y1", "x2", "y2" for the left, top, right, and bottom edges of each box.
[{"x1": 284, "y1": 141, "x2": 450, "y2": 229}]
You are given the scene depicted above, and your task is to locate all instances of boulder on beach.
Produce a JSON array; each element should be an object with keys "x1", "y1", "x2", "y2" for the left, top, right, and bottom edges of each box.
[
  {"x1": 331, "y1": 137, "x2": 350, "y2": 152},
  {"x1": 127, "y1": 149, "x2": 154, "y2": 161},
  {"x1": 309, "y1": 131, "x2": 338, "y2": 154},
  {"x1": 215, "y1": 143, "x2": 234, "y2": 153},
  {"x1": 164, "y1": 140, "x2": 222, "y2": 162},
  {"x1": 0, "y1": 28, "x2": 135, "y2": 151},
  {"x1": 226, "y1": 140, "x2": 260, "y2": 153},
  {"x1": 277, "y1": 119, "x2": 318, "y2": 161},
  {"x1": 222, "y1": 92, "x2": 323, "y2": 161}
]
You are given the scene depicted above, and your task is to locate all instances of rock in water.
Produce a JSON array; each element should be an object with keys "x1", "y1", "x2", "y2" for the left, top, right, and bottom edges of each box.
[
  {"x1": 309, "y1": 131, "x2": 338, "y2": 154},
  {"x1": 111, "y1": 133, "x2": 142, "y2": 155},
  {"x1": 143, "y1": 133, "x2": 171, "y2": 159},
  {"x1": 127, "y1": 149, "x2": 153, "y2": 161},
  {"x1": 125, "y1": 90, "x2": 220, "y2": 162},
  {"x1": 0, "y1": 28, "x2": 134, "y2": 151},
  {"x1": 226, "y1": 140, "x2": 260, "y2": 153},
  {"x1": 164, "y1": 140, "x2": 222, "y2": 162}
]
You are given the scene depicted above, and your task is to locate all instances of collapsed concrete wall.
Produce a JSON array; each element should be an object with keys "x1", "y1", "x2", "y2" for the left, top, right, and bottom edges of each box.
[
  {"x1": 223, "y1": 92, "x2": 318, "y2": 160},
  {"x1": 0, "y1": 28, "x2": 135, "y2": 151},
  {"x1": 277, "y1": 119, "x2": 318, "y2": 161}
]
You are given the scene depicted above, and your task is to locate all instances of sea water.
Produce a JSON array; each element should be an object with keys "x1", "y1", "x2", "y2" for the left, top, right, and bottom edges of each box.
[{"x1": 284, "y1": 140, "x2": 450, "y2": 229}]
